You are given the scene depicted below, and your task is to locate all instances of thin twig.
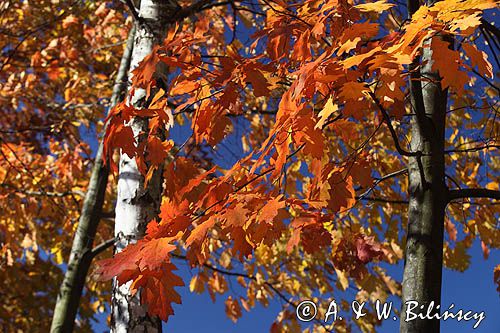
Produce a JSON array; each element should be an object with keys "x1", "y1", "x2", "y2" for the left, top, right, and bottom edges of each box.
[{"x1": 368, "y1": 92, "x2": 420, "y2": 157}]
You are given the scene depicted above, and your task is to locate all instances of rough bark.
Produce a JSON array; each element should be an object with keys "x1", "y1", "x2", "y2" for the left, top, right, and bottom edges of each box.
[
  {"x1": 50, "y1": 27, "x2": 136, "y2": 333},
  {"x1": 111, "y1": 1, "x2": 176, "y2": 332},
  {"x1": 400, "y1": 1, "x2": 448, "y2": 332}
]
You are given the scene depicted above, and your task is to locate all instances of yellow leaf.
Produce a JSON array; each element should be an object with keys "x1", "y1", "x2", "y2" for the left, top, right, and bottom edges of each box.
[
  {"x1": 342, "y1": 46, "x2": 381, "y2": 69},
  {"x1": 449, "y1": 128, "x2": 459, "y2": 143},
  {"x1": 315, "y1": 97, "x2": 339, "y2": 129},
  {"x1": 485, "y1": 182, "x2": 498, "y2": 191},
  {"x1": 50, "y1": 244, "x2": 64, "y2": 265},
  {"x1": 355, "y1": 0, "x2": 395, "y2": 13},
  {"x1": 338, "y1": 36, "x2": 361, "y2": 56},
  {"x1": 242, "y1": 135, "x2": 250, "y2": 153},
  {"x1": 335, "y1": 268, "x2": 349, "y2": 291},
  {"x1": 189, "y1": 275, "x2": 205, "y2": 294},
  {"x1": 219, "y1": 251, "x2": 232, "y2": 268}
]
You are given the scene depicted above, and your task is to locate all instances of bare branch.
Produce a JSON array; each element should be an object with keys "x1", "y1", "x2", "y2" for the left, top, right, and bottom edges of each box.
[
  {"x1": 448, "y1": 188, "x2": 500, "y2": 202},
  {"x1": 481, "y1": 18, "x2": 500, "y2": 41},
  {"x1": 471, "y1": 68, "x2": 500, "y2": 93},
  {"x1": 0, "y1": 183, "x2": 85, "y2": 198},
  {"x1": 123, "y1": 0, "x2": 142, "y2": 22},
  {"x1": 445, "y1": 144, "x2": 499, "y2": 154},
  {"x1": 100, "y1": 211, "x2": 115, "y2": 219},
  {"x1": 87, "y1": 238, "x2": 117, "y2": 259},
  {"x1": 357, "y1": 196, "x2": 409, "y2": 204},
  {"x1": 480, "y1": 25, "x2": 500, "y2": 68},
  {"x1": 368, "y1": 92, "x2": 420, "y2": 157},
  {"x1": 170, "y1": 0, "x2": 232, "y2": 23},
  {"x1": 356, "y1": 168, "x2": 408, "y2": 202}
]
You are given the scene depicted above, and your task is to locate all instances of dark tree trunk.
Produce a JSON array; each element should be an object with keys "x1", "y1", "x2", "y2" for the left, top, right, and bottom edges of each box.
[
  {"x1": 50, "y1": 27, "x2": 136, "y2": 333},
  {"x1": 400, "y1": 1, "x2": 449, "y2": 332}
]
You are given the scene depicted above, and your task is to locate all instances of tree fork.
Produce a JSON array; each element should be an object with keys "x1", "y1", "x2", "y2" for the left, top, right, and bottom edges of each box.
[
  {"x1": 50, "y1": 27, "x2": 136, "y2": 333},
  {"x1": 400, "y1": 1, "x2": 449, "y2": 333}
]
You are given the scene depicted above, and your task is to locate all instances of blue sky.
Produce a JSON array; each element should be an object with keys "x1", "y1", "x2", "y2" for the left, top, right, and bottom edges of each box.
[
  {"x1": 168, "y1": 241, "x2": 499, "y2": 333},
  {"x1": 90, "y1": 240, "x2": 498, "y2": 332}
]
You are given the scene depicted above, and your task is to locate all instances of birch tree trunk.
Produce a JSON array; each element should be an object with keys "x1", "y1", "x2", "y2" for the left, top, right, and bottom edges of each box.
[
  {"x1": 111, "y1": 1, "x2": 176, "y2": 331},
  {"x1": 50, "y1": 27, "x2": 136, "y2": 333},
  {"x1": 400, "y1": 1, "x2": 448, "y2": 332}
]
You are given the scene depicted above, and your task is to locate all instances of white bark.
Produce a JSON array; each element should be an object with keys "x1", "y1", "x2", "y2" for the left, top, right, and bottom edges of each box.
[{"x1": 111, "y1": 1, "x2": 175, "y2": 332}]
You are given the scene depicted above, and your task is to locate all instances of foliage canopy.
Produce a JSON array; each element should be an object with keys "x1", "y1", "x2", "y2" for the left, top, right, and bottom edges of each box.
[{"x1": 0, "y1": 0, "x2": 498, "y2": 332}]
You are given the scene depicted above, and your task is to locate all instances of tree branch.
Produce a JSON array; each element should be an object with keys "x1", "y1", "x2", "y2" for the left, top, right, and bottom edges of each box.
[
  {"x1": 368, "y1": 92, "x2": 420, "y2": 157},
  {"x1": 481, "y1": 18, "x2": 500, "y2": 41},
  {"x1": 0, "y1": 183, "x2": 85, "y2": 198},
  {"x1": 356, "y1": 196, "x2": 409, "y2": 204},
  {"x1": 100, "y1": 211, "x2": 115, "y2": 219},
  {"x1": 123, "y1": 0, "x2": 142, "y2": 22},
  {"x1": 444, "y1": 144, "x2": 499, "y2": 154},
  {"x1": 448, "y1": 188, "x2": 500, "y2": 202},
  {"x1": 87, "y1": 237, "x2": 117, "y2": 259},
  {"x1": 356, "y1": 168, "x2": 408, "y2": 202},
  {"x1": 480, "y1": 25, "x2": 500, "y2": 68},
  {"x1": 170, "y1": 0, "x2": 232, "y2": 23},
  {"x1": 471, "y1": 68, "x2": 500, "y2": 93}
]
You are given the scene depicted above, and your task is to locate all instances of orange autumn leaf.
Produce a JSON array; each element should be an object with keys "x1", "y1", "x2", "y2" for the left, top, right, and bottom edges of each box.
[
  {"x1": 431, "y1": 38, "x2": 469, "y2": 94},
  {"x1": 225, "y1": 296, "x2": 242, "y2": 322}
]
